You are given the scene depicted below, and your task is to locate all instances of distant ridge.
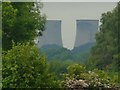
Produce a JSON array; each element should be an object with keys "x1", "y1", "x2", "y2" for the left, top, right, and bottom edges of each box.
[
  {"x1": 39, "y1": 44, "x2": 72, "y2": 61},
  {"x1": 41, "y1": 44, "x2": 63, "y2": 51},
  {"x1": 39, "y1": 42, "x2": 95, "y2": 62},
  {"x1": 72, "y1": 42, "x2": 96, "y2": 53}
]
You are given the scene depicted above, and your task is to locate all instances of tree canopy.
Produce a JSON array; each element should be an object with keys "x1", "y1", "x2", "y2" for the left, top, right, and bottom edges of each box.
[
  {"x1": 89, "y1": 2, "x2": 119, "y2": 71},
  {"x1": 2, "y1": 43, "x2": 60, "y2": 88},
  {"x1": 2, "y1": 2, "x2": 46, "y2": 50}
]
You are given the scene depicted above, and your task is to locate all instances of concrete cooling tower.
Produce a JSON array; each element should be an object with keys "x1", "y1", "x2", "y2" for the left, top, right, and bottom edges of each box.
[
  {"x1": 74, "y1": 20, "x2": 99, "y2": 48},
  {"x1": 37, "y1": 20, "x2": 63, "y2": 48}
]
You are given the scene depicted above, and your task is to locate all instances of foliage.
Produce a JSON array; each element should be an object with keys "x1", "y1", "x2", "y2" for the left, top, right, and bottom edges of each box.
[
  {"x1": 62, "y1": 64, "x2": 119, "y2": 89},
  {"x1": 2, "y1": 2, "x2": 46, "y2": 50},
  {"x1": 80, "y1": 69, "x2": 119, "y2": 89},
  {"x1": 88, "y1": 2, "x2": 119, "y2": 71},
  {"x1": 40, "y1": 44, "x2": 73, "y2": 61},
  {"x1": 2, "y1": 43, "x2": 60, "y2": 88},
  {"x1": 2, "y1": 2, "x2": 17, "y2": 50},
  {"x1": 48, "y1": 60, "x2": 76, "y2": 79},
  {"x1": 67, "y1": 64, "x2": 86, "y2": 78},
  {"x1": 40, "y1": 44, "x2": 91, "y2": 63},
  {"x1": 63, "y1": 77, "x2": 89, "y2": 89}
]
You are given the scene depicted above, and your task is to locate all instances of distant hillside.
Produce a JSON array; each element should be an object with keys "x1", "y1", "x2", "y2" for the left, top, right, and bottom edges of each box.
[
  {"x1": 39, "y1": 42, "x2": 96, "y2": 62},
  {"x1": 72, "y1": 42, "x2": 96, "y2": 53},
  {"x1": 41, "y1": 44, "x2": 62, "y2": 51},
  {"x1": 39, "y1": 44, "x2": 73, "y2": 61}
]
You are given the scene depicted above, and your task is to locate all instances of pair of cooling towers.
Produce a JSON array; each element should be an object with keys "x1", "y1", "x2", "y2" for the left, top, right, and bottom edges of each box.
[{"x1": 37, "y1": 20, "x2": 99, "y2": 49}]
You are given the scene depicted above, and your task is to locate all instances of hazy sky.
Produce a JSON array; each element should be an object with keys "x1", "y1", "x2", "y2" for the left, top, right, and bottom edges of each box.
[{"x1": 41, "y1": 2, "x2": 116, "y2": 50}]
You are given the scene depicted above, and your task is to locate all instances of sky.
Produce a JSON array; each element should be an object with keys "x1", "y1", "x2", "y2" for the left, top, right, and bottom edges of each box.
[{"x1": 41, "y1": 2, "x2": 116, "y2": 50}]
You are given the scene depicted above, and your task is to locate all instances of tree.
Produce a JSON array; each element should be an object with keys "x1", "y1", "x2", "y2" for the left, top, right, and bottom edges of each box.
[
  {"x1": 2, "y1": 2, "x2": 17, "y2": 50},
  {"x1": 2, "y1": 2, "x2": 46, "y2": 50},
  {"x1": 89, "y1": 2, "x2": 119, "y2": 71},
  {"x1": 2, "y1": 43, "x2": 60, "y2": 88}
]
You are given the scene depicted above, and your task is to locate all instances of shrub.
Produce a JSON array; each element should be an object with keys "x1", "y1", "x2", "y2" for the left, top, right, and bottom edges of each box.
[
  {"x1": 62, "y1": 64, "x2": 119, "y2": 89},
  {"x1": 2, "y1": 43, "x2": 60, "y2": 88},
  {"x1": 67, "y1": 64, "x2": 85, "y2": 75}
]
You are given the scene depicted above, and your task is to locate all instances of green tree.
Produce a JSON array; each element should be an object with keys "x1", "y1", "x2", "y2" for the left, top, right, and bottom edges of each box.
[
  {"x1": 2, "y1": 43, "x2": 60, "y2": 88},
  {"x1": 89, "y1": 2, "x2": 119, "y2": 71},
  {"x1": 2, "y1": 2, "x2": 46, "y2": 50},
  {"x1": 2, "y1": 2, "x2": 17, "y2": 50},
  {"x1": 67, "y1": 64, "x2": 86, "y2": 79}
]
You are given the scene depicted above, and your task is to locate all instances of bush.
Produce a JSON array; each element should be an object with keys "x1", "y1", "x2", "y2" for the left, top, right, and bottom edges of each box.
[
  {"x1": 2, "y1": 43, "x2": 60, "y2": 88},
  {"x1": 62, "y1": 64, "x2": 119, "y2": 89},
  {"x1": 67, "y1": 64, "x2": 86, "y2": 79}
]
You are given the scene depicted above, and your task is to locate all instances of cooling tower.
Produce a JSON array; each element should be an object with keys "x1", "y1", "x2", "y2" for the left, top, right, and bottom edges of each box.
[
  {"x1": 37, "y1": 20, "x2": 63, "y2": 48},
  {"x1": 74, "y1": 20, "x2": 99, "y2": 48}
]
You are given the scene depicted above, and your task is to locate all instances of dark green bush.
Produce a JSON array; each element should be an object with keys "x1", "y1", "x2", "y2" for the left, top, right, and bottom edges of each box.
[{"x1": 2, "y1": 43, "x2": 60, "y2": 88}]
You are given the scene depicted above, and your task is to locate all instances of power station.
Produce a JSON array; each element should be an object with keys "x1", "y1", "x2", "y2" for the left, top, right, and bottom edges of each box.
[
  {"x1": 74, "y1": 20, "x2": 99, "y2": 48},
  {"x1": 38, "y1": 20, "x2": 62, "y2": 48},
  {"x1": 38, "y1": 20, "x2": 99, "y2": 49}
]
